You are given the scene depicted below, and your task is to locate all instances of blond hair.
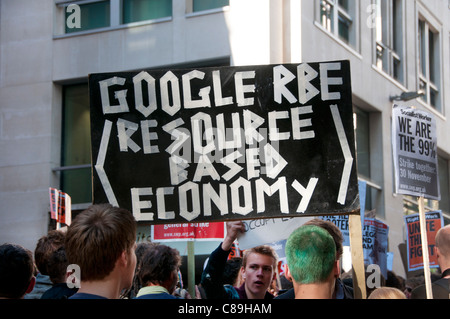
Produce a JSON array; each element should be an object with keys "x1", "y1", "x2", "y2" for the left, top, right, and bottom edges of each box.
[{"x1": 368, "y1": 287, "x2": 406, "y2": 299}]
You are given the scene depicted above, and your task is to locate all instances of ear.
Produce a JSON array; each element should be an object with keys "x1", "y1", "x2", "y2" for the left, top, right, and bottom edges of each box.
[
  {"x1": 117, "y1": 250, "x2": 129, "y2": 268},
  {"x1": 25, "y1": 276, "x2": 36, "y2": 294},
  {"x1": 240, "y1": 266, "x2": 246, "y2": 280},
  {"x1": 333, "y1": 261, "x2": 340, "y2": 278},
  {"x1": 284, "y1": 264, "x2": 293, "y2": 282}
]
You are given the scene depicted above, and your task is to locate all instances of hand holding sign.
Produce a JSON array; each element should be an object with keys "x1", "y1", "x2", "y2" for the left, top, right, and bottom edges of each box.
[{"x1": 223, "y1": 221, "x2": 245, "y2": 251}]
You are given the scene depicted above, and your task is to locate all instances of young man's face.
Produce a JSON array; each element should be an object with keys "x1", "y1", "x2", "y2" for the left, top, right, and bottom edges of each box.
[{"x1": 241, "y1": 253, "x2": 275, "y2": 298}]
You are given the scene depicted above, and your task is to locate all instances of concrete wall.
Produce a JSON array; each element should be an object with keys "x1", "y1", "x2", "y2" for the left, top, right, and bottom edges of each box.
[{"x1": 0, "y1": 0, "x2": 55, "y2": 250}]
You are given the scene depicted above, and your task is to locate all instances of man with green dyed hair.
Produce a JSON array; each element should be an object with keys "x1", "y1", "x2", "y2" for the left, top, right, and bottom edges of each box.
[{"x1": 285, "y1": 225, "x2": 339, "y2": 299}]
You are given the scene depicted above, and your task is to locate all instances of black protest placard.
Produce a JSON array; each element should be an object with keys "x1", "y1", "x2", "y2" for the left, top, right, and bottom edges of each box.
[{"x1": 89, "y1": 61, "x2": 359, "y2": 224}]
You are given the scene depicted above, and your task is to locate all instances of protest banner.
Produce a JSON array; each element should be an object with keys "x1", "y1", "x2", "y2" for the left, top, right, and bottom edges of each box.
[
  {"x1": 392, "y1": 104, "x2": 440, "y2": 199},
  {"x1": 49, "y1": 187, "x2": 58, "y2": 220},
  {"x1": 49, "y1": 188, "x2": 72, "y2": 228},
  {"x1": 362, "y1": 218, "x2": 389, "y2": 278},
  {"x1": 136, "y1": 222, "x2": 152, "y2": 243},
  {"x1": 207, "y1": 180, "x2": 367, "y2": 248},
  {"x1": 89, "y1": 61, "x2": 359, "y2": 224},
  {"x1": 392, "y1": 104, "x2": 440, "y2": 298},
  {"x1": 321, "y1": 214, "x2": 350, "y2": 246},
  {"x1": 237, "y1": 216, "x2": 313, "y2": 250},
  {"x1": 404, "y1": 211, "x2": 443, "y2": 272},
  {"x1": 152, "y1": 222, "x2": 225, "y2": 242},
  {"x1": 320, "y1": 179, "x2": 367, "y2": 246},
  {"x1": 89, "y1": 60, "x2": 365, "y2": 297},
  {"x1": 266, "y1": 239, "x2": 287, "y2": 275}
]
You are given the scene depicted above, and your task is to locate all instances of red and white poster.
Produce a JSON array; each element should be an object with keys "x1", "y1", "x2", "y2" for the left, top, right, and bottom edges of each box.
[
  {"x1": 152, "y1": 222, "x2": 225, "y2": 242},
  {"x1": 404, "y1": 211, "x2": 443, "y2": 271},
  {"x1": 49, "y1": 188, "x2": 72, "y2": 226}
]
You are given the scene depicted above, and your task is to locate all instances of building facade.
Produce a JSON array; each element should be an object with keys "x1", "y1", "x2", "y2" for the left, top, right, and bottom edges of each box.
[{"x1": 1, "y1": 0, "x2": 449, "y2": 278}]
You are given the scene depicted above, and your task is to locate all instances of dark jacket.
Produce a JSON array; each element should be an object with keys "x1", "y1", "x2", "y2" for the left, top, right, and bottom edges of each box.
[
  {"x1": 41, "y1": 283, "x2": 78, "y2": 299},
  {"x1": 411, "y1": 278, "x2": 450, "y2": 299},
  {"x1": 274, "y1": 278, "x2": 354, "y2": 299}
]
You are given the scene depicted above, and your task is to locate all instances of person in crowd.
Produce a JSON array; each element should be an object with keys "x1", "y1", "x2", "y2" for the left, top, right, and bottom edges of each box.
[
  {"x1": 385, "y1": 270, "x2": 405, "y2": 292},
  {"x1": 404, "y1": 275, "x2": 424, "y2": 299},
  {"x1": 201, "y1": 221, "x2": 278, "y2": 299},
  {"x1": 135, "y1": 244, "x2": 181, "y2": 299},
  {"x1": 172, "y1": 270, "x2": 201, "y2": 299},
  {"x1": 223, "y1": 257, "x2": 243, "y2": 287},
  {"x1": 284, "y1": 224, "x2": 339, "y2": 299},
  {"x1": 277, "y1": 274, "x2": 294, "y2": 296},
  {"x1": 368, "y1": 287, "x2": 406, "y2": 299},
  {"x1": 411, "y1": 225, "x2": 450, "y2": 299},
  {"x1": 40, "y1": 246, "x2": 78, "y2": 299},
  {"x1": 125, "y1": 242, "x2": 157, "y2": 299},
  {"x1": 65, "y1": 204, "x2": 137, "y2": 299},
  {"x1": 26, "y1": 230, "x2": 65, "y2": 299},
  {"x1": 0, "y1": 243, "x2": 36, "y2": 299},
  {"x1": 276, "y1": 218, "x2": 353, "y2": 299}
]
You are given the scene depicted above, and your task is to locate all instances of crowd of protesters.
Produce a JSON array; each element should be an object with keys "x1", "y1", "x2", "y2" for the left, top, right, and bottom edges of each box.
[{"x1": 1, "y1": 204, "x2": 449, "y2": 299}]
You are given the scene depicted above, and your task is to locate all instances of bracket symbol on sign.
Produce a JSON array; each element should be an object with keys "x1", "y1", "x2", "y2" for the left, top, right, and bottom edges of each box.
[
  {"x1": 95, "y1": 120, "x2": 119, "y2": 207},
  {"x1": 330, "y1": 104, "x2": 353, "y2": 205}
]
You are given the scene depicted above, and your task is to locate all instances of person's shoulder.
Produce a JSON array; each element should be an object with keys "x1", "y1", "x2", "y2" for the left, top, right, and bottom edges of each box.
[
  {"x1": 411, "y1": 280, "x2": 450, "y2": 299},
  {"x1": 410, "y1": 284, "x2": 427, "y2": 299},
  {"x1": 223, "y1": 284, "x2": 240, "y2": 299},
  {"x1": 274, "y1": 288, "x2": 294, "y2": 299},
  {"x1": 41, "y1": 283, "x2": 78, "y2": 299},
  {"x1": 135, "y1": 293, "x2": 178, "y2": 299},
  {"x1": 431, "y1": 278, "x2": 450, "y2": 298},
  {"x1": 69, "y1": 292, "x2": 108, "y2": 299},
  {"x1": 24, "y1": 273, "x2": 53, "y2": 299}
]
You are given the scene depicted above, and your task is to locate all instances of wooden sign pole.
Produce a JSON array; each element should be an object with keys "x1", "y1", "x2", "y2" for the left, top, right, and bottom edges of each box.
[
  {"x1": 418, "y1": 196, "x2": 433, "y2": 299},
  {"x1": 349, "y1": 213, "x2": 367, "y2": 299},
  {"x1": 187, "y1": 241, "x2": 196, "y2": 298}
]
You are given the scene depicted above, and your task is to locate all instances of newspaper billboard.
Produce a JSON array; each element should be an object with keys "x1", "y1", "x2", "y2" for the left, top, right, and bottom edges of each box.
[
  {"x1": 89, "y1": 61, "x2": 359, "y2": 224},
  {"x1": 392, "y1": 105, "x2": 440, "y2": 200}
]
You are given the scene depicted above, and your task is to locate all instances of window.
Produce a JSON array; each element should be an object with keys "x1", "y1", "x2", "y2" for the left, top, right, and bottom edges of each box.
[
  {"x1": 354, "y1": 108, "x2": 372, "y2": 213},
  {"x1": 438, "y1": 156, "x2": 449, "y2": 215},
  {"x1": 319, "y1": 0, "x2": 358, "y2": 47},
  {"x1": 192, "y1": 0, "x2": 229, "y2": 12},
  {"x1": 374, "y1": 0, "x2": 404, "y2": 83},
  {"x1": 64, "y1": 0, "x2": 110, "y2": 34},
  {"x1": 57, "y1": 0, "x2": 172, "y2": 35},
  {"x1": 60, "y1": 84, "x2": 92, "y2": 204},
  {"x1": 354, "y1": 108, "x2": 383, "y2": 216},
  {"x1": 355, "y1": 109, "x2": 370, "y2": 180},
  {"x1": 418, "y1": 18, "x2": 441, "y2": 112},
  {"x1": 122, "y1": 0, "x2": 172, "y2": 24}
]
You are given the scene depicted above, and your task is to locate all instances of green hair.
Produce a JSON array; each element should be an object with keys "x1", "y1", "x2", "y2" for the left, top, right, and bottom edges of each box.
[{"x1": 285, "y1": 225, "x2": 336, "y2": 284}]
